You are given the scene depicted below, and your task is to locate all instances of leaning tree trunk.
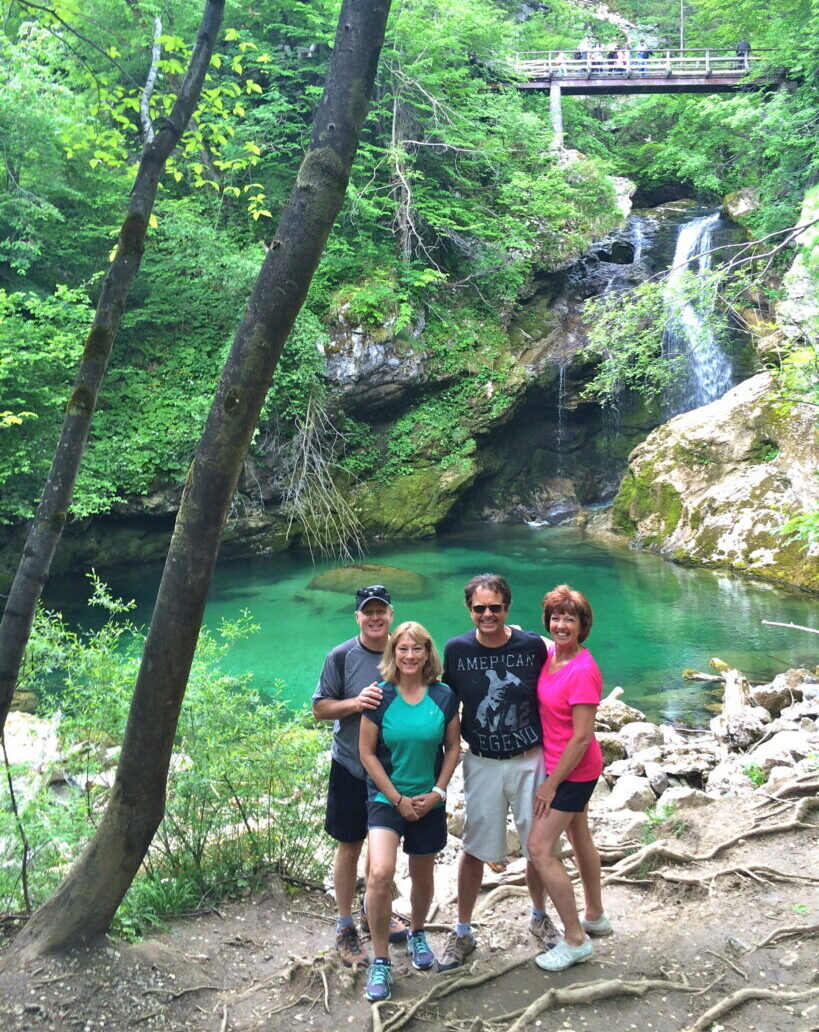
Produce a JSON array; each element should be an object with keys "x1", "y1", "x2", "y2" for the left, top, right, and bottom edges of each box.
[
  {"x1": 0, "y1": 0, "x2": 226, "y2": 736},
  {"x1": 12, "y1": 0, "x2": 392, "y2": 958}
]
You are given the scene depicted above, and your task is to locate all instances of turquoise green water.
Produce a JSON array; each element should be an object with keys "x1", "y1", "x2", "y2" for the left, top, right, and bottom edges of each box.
[{"x1": 44, "y1": 525, "x2": 817, "y2": 724}]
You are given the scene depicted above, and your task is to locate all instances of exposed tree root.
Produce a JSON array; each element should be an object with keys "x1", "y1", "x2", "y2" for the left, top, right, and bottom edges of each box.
[
  {"x1": 142, "y1": 983, "x2": 220, "y2": 999},
  {"x1": 602, "y1": 796, "x2": 819, "y2": 886},
  {"x1": 602, "y1": 840, "x2": 693, "y2": 883},
  {"x1": 371, "y1": 958, "x2": 529, "y2": 1032},
  {"x1": 704, "y1": 948, "x2": 748, "y2": 979},
  {"x1": 684, "y1": 985, "x2": 819, "y2": 1031},
  {"x1": 754, "y1": 922, "x2": 819, "y2": 949},
  {"x1": 474, "y1": 885, "x2": 528, "y2": 914},
  {"x1": 370, "y1": 958, "x2": 698, "y2": 1032},
  {"x1": 505, "y1": 977, "x2": 698, "y2": 1032},
  {"x1": 655, "y1": 863, "x2": 819, "y2": 888}
]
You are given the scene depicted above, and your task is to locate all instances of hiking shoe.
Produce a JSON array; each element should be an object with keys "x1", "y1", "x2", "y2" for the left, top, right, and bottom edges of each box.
[
  {"x1": 529, "y1": 912, "x2": 561, "y2": 949},
  {"x1": 336, "y1": 925, "x2": 369, "y2": 967},
  {"x1": 534, "y1": 936, "x2": 593, "y2": 972},
  {"x1": 407, "y1": 929, "x2": 435, "y2": 970},
  {"x1": 436, "y1": 930, "x2": 476, "y2": 971},
  {"x1": 364, "y1": 960, "x2": 393, "y2": 1002},
  {"x1": 581, "y1": 913, "x2": 613, "y2": 937},
  {"x1": 360, "y1": 902, "x2": 409, "y2": 943}
]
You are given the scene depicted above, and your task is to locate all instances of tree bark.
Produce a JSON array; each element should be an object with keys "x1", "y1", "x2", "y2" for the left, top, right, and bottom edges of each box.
[
  {"x1": 0, "y1": 0, "x2": 226, "y2": 737},
  {"x1": 11, "y1": 0, "x2": 392, "y2": 959}
]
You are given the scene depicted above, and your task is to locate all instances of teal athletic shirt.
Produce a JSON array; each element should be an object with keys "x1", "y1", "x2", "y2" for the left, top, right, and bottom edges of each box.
[{"x1": 363, "y1": 681, "x2": 457, "y2": 804}]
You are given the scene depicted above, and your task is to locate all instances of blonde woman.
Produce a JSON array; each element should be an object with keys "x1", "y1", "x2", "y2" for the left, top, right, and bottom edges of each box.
[{"x1": 359, "y1": 622, "x2": 460, "y2": 1002}]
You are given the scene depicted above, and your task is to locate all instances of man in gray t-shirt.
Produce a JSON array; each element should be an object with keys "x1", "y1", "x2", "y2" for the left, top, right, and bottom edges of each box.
[{"x1": 312, "y1": 585, "x2": 407, "y2": 965}]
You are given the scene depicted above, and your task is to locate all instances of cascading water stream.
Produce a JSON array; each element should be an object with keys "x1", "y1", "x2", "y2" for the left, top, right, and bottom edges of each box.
[
  {"x1": 662, "y1": 211, "x2": 733, "y2": 415},
  {"x1": 555, "y1": 360, "x2": 568, "y2": 476}
]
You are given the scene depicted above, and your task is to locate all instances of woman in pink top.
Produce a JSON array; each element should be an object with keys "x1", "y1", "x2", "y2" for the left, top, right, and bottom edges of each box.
[{"x1": 527, "y1": 585, "x2": 611, "y2": 973}]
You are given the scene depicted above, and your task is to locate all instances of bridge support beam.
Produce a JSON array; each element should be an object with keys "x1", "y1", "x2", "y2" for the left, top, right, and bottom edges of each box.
[{"x1": 549, "y1": 81, "x2": 563, "y2": 149}]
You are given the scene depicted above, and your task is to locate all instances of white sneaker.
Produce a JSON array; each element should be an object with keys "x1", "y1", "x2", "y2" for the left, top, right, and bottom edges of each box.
[
  {"x1": 535, "y1": 936, "x2": 593, "y2": 972},
  {"x1": 581, "y1": 913, "x2": 613, "y2": 936}
]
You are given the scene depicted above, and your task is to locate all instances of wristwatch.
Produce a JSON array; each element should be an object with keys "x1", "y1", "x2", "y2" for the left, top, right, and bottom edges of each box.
[{"x1": 431, "y1": 786, "x2": 446, "y2": 800}]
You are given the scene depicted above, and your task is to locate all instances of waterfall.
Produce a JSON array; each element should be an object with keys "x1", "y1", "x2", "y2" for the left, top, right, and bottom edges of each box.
[
  {"x1": 662, "y1": 211, "x2": 732, "y2": 414},
  {"x1": 555, "y1": 360, "x2": 568, "y2": 476}
]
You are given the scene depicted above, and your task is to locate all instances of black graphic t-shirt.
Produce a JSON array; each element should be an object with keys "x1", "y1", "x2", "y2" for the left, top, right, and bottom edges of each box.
[{"x1": 443, "y1": 628, "x2": 547, "y2": 759}]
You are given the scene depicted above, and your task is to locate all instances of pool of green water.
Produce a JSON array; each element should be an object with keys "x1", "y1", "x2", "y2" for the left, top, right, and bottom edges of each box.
[{"x1": 43, "y1": 525, "x2": 817, "y2": 724}]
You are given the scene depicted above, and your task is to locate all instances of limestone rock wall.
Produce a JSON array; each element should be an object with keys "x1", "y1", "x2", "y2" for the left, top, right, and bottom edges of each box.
[{"x1": 611, "y1": 372, "x2": 819, "y2": 591}]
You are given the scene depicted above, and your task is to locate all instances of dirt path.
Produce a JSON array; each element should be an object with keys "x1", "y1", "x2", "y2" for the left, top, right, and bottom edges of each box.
[{"x1": 1, "y1": 793, "x2": 817, "y2": 1032}]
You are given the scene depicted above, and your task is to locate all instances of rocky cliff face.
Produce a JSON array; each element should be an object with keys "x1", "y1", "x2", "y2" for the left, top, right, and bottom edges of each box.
[
  {"x1": 610, "y1": 189, "x2": 819, "y2": 594},
  {"x1": 612, "y1": 372, "x2": 818, "y2": 592}
]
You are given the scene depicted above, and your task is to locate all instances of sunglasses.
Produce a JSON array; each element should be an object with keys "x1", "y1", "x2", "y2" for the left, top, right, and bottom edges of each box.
[{"x1": 471, "y1": 603, "x2": 505, "y2": 614}]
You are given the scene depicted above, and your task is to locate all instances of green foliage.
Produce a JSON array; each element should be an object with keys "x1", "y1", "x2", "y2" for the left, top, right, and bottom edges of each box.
[
  {"x1": 0, "y1": 286, "x2": 90, "y2": 520},
  {"x1": 641, "y1": 802, "x2": 688, "y2": 845},
  {"x1": 2, "y1": 585, "x2": 333, "y2": 934},
  {"x1": 580, "y1": 281, "x2": 685, "y2": 405},
  {"x1": 744, "y1": 763, "x2": 766, "y2": 786}
]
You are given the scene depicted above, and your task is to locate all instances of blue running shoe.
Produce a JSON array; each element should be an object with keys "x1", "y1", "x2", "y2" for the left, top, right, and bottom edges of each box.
[
  {"x1": 364, "y1": 959, "x2": 393, "y2": 1002},
  {"x1": 407, "y1": 929, "x2": 435, "y2": 970}
]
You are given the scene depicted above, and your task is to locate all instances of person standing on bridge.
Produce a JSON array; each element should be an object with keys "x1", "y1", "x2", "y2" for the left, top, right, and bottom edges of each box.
[
  {"x1": 736, "y1": 39, "x2": 750, "y2": 70},
  {"x1": 436, "y1": 573, "x2": 560, "y2": 971}
]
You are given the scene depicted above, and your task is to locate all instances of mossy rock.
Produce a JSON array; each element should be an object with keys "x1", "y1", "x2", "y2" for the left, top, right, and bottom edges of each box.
[
  {"x1": 308, "y1": 563, "x2": 428, "y2": 599},
  {"x1": 350, "y1": 459, "x2": 478, "y2": 538}
]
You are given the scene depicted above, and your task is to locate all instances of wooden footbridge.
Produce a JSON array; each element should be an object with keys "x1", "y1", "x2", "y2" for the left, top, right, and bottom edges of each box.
[{"x1": 508, "y1": 49, "x2": 781, "y2": 146}]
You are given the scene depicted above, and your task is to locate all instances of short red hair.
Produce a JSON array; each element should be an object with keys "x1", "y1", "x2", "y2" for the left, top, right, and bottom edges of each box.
[{"x1": 542, "y1": 584, "x2": 593, "y2": 643}]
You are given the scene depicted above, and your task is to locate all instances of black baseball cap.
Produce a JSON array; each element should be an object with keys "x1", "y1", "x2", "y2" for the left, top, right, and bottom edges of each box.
[{"x1": 355, "y1": 584, "x2": 392, "y2": 611}]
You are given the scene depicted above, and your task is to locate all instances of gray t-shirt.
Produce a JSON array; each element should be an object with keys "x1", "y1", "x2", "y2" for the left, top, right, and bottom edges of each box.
[{"x1": 312, "y1": 636, "x2": 383, "y2": 780}]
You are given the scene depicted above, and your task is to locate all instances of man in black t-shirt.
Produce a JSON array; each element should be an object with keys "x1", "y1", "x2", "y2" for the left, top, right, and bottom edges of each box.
[{"x1": 437, "y1": 574, "x2": 560, "y2": 970}]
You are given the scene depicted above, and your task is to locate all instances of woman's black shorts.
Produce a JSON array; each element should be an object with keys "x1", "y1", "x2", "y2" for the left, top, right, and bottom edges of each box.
[
  {"x1": 367, "y1": 800, "x2": 447, "y2": 856},
  {"x1": 550, "y1": 777, "x2": 598, "y2": 813}
]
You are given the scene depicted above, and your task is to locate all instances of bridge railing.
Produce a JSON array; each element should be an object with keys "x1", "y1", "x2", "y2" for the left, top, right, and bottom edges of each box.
[{"x1": 511, "y1": 48, "x2": 770, "y2": 80}]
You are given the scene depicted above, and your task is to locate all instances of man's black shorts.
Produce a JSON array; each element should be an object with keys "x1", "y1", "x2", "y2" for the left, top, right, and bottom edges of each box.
[
  {"x1": 367, "y1": 800, "x2": 447, "y2": 856},
  {"x1": 324, "y1": 758, "x2": 368, "y2": 843}
]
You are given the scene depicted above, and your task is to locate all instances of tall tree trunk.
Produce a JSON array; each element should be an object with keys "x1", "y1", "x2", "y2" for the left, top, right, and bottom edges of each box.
[
  {"x1": 11, "y1": 0, "x2": 392, "y2": 959},
  {"x1": 0, "y1": 0, "x2": 226, "y2": 736}
]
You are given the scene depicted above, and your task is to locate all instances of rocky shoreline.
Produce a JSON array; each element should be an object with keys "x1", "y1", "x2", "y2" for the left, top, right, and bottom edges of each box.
[{"x1": 6, "y1": 665, "x2": 818, "y2": 861}]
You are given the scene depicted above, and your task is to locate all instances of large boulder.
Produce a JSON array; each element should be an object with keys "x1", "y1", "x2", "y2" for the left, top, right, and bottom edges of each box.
[
  {"x1": 746, "y1": 729, "x2": 819, "y2": 771},
  {"x1": 611, "y1": 372, "x2": 819, "y2": 592},
  {"x1": 722, "y1": 187, "x2": 760, "y2": 225},
  {"x1": 721, "y1": 706, "x2": 771, "y2": 750},
  {"x1": 619, "y1": 721, "x2": 664, "y2": 755},
  {"x1": 597, "y1": 696, "x2": 646, "y2": 731},
  {"x1": 749, "y1": 668, "x2": 816, "y2": 715},
  {"x1": 4, "y1": 712, "x2": 60, "y2": 768},
  {"x1": 707, "y1": 755, "x2": 757, "y2": 796},
  {"x1": 606, "y1": 774, "x2": 656, "y2": 811},
  {"x1": 657, "y1": 785, "x2": 715, "y2": 810},
  {"x1": 597, "y1": 732, "x2": 627, "y2": 766}
]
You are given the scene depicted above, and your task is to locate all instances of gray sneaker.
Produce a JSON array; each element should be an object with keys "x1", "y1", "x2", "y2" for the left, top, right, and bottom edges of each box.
[
  {"x1": 436, "y1": 930, "x2": 476, "y2": 971},
  {"x1": 529, "y1": 912, "x2": 561, "y2": 949}
]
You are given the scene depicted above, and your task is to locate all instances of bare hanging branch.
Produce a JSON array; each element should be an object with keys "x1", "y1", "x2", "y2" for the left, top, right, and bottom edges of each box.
[{"x1": 280, "y1": 393, "x2": 367, "y2": 562}]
